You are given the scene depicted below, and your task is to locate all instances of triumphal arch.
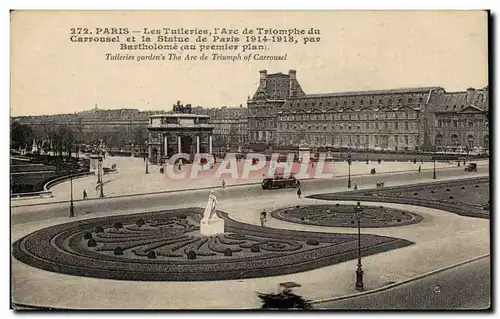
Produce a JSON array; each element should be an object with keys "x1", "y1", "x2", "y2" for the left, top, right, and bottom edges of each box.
[{"x1": 147, "y1": 102, "x2": 214, "y2": 164}]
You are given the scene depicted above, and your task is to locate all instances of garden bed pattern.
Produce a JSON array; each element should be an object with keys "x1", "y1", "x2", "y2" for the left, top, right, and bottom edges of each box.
[
  {"x1": 308, "y1": 177, "x2": 490, "y2": 219},
  {"x1": 271, "y1": 204, "x2": 423, "y2": 228},
  {"x1": 12, "y1": 208, "x2": 413, "y2": 281}
]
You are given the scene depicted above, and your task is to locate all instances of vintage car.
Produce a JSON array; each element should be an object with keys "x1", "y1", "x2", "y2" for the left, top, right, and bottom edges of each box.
[
  {"x1": 262, "y1": 174, "x2": 300, "y2": 190},
  {"x1": 464, "y1": 163, "x2": 477, "y2": 172}
]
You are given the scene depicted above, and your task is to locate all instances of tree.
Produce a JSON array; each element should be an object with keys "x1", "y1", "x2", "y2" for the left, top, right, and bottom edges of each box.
[
  {"x1": 257, "y1": 291, "x2": 313, "y2": 309},
  {"x1": 10, "y1": 121, "x2": 34, "y2": 150}
]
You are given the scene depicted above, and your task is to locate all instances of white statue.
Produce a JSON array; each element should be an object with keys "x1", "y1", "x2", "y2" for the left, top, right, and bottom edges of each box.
[
  {"x1": 203, "y1": 191, "x2": 219, "y2": 220},
  {"x1": 200, "y1": 191, "x2": 224, "y2": 235}
]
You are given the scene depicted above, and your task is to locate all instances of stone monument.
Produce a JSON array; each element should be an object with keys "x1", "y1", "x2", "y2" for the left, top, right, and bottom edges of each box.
[{"x1": 200, "y1": 191, "x2": 225, "y2": 236}]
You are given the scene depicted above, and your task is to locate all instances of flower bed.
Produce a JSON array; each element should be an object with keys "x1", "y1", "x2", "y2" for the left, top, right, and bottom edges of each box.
[
  {"x1": 12, "y1": 208, "x2": 413, "y2": 281},
  {"x1": 271, "y1": 204, "x2": 423, "y2": 228}
]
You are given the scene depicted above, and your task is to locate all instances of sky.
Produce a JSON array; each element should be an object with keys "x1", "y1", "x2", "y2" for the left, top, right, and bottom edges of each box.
[{"x1": 10, "y1": 10, "x2": 488, "y2": 116}]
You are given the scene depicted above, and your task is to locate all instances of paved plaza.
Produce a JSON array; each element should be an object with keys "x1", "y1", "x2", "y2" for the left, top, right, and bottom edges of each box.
[
  {"x1": 11, "y1": 161, "x2": 490, "y2": 309},
  {"x1": 12, "y1": 156, "x2": 483, "y2": 207}
]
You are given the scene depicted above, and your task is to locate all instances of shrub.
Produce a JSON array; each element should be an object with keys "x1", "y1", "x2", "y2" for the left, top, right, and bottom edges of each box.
[
  {"x1": 306, "y1": 239, "x2": 319, "y2": 246},
  {"x1": 401, "y1": 212, "x2": 406, "y2": 215},
  {"x1": 336, "y1": 203, "x2": 340, "y2": 207},
  {"x1": 430, "y1": 190, "x2": 435, "y2": 193},
  {"x1": 136, "y1": 219, "x2": 146, "y2": 228},
  {"x1": 160, "y1": 167, "x2": 164, "y2": 174},
  {"x1": 300, "y1": 217, "x2": 305, "y2": 221},
  {"x1": 413, "y1": 193, "x2": 418, "y2": 196},
  {"x1": 250, "y1": 244, "x2": 260, "y2": 252},
  {"x1": 147, "y1": 251, "x2": 156, "y2": 259},
  {"x1": 83, "y1": 232, "x2": 93, "y2": 240},
  {"x1": 446, "y1": 188, "x2": 451, "y2": 192},
  {"x1": 461, "y1": 186, "x2": 465, "y2": 190},
  {"x1": 449, "y1": 196, "x2": 454, "y2": 199},
  {"x1": 351, "y1": 220, "x2": 355, "y2": 224},
  {"x1": 397, "y1": 219, "x2": 401, "y2": 223},
  {"x1": 114, "y1": 222, "x2": 123, "y2": 229},
  {"x1": 114, "y1": 247, "x2": 124, "y2": 255},
  {"x1": 87, "y1": 239, "x2": 97, "y2": 247},
  {"x1": 283, "y1": 210, "x2": 288, "y2": 214},
  {"x1": 379, "y1": 206, "x2": 384, "y2": 209},
  {"x1": 186, "y1": 250, "x2": 196, "y2": 259},
  {"x1": 370, "y1": 168, "x2": 376, "y2": 175},
  {"x1": 224, "y1": 248, "x2": 233, "y2": 256},
  {"x1": 95, "y1": 226, "x2": 104, "y2": 233},
  {"x1": 178, "y1": 215, "x2": 187, "y2": 219},
  {"x1": 296, "y1": 205, "x2": 300, "y2": 209},
  {"x1": 475, "y1": 185, "x2": 479, "y2": 188}
]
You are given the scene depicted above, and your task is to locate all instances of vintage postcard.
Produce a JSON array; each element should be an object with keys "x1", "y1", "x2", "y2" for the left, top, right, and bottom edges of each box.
[{"x1": 10, "y1": 10, "x2": 490, "y2": 310}]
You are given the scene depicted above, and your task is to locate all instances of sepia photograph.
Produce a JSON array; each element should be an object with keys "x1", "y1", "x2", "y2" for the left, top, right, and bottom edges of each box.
[{"x1": 9, "y1": 10, "x2": 490, "y2": 310}]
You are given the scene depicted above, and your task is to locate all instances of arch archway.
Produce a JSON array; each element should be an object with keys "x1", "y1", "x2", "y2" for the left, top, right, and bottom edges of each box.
[
  {"x1": 451, "y1": 134, "x2": 459, "y2": 146},
  {"x1": 435, "y1": 134, "x2": 443, "y2": 146}
]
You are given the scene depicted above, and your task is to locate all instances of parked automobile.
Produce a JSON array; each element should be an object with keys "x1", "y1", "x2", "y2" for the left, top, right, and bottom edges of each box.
[{"x1": 262, "y1": 174, "x2": 300, "y2": 190}]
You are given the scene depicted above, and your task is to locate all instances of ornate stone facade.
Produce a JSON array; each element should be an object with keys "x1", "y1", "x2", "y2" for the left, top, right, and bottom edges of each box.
[{"x1": 247, "y1": 70, "x2": 489, "y2": 153}]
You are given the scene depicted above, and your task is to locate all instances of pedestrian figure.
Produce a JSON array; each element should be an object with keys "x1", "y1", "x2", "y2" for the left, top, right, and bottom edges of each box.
[
  {"x1": 297, "y1": 187, "x2": 302, "y2": 198},
  {"x1": 418, "y1": 165, "x2": 421, "y2": 173},
  {"x1": 222, "y1": 179, "x2": 226, "y2": 189},
  {"x1": 421, "y1": 158, "x2": 424, "y2": 164},
  {"x1": 354, "y1": 183, "x2": 358, "y2": 190},
  {"x1": 83, "y1": 189, "x2": 87, "y2": 200},
  {"x1": 260, "y1": 211, "x2": 267, "y2": 227}
]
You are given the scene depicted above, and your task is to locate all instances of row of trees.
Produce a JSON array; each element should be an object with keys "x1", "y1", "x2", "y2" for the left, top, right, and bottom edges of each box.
[{"x1": 11, "y1": 121, "x2": 77, "y2": 159}]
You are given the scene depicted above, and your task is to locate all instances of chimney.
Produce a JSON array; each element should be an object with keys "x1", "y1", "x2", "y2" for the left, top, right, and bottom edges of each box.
[
  {"x1": 259, "y1": 70, "x2": 267, "y2": 89},
  {"x1": 289, "y1": 69, "x2": 297, "y2": 97},
  {"x1": 466, "y1": 88, "x2": 475, "y2": 105}
]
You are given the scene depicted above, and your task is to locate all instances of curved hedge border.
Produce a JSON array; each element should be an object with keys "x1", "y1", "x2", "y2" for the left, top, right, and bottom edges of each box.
[
  {"x1": 12, "y1": 208, "x2": 413, "y2": 281},
  {"x1": 307, "y1": 177, "x2": 490, "y2": 220},
  {"x1": 271, "y1": 204, "x2": 423, "y2": 228}
]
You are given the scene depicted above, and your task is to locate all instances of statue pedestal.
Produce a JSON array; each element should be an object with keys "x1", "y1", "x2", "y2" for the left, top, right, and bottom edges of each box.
[{"x1": 200, "y1": 218, "x2": 225, "y2": 236}]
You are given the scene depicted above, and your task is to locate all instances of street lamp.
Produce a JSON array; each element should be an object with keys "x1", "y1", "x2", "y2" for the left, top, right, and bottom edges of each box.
[
  {"x1": 355, "y1": 201, "x2": 364, "y2": 291},
  {"x1": 145, "y1": 141, "x2": 149, "y2": 174},
  {"x1": 347, "y1": 153, "x2": 352, "y2": 189},
  {"x1": 432, "y1": 149, "x2": 437, "y2": 180},
  {"x1": 98, "y1": 157, "x2": 104, "y2": 198},
  {"x1": 69, "y1": 168, "x2": 75, "y2": 217}
]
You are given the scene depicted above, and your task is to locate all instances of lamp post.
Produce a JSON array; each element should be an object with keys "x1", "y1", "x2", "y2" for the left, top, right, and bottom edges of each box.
[
  {"x1": 69, "y1": 168, "x2": 75, "y2": 217},
  {"x1": 145, "y1": 141, "x2": 149, "y2": 174},
  {"x1": 98, "y1": 157, "x2": 104, "y2": 198},
  {"x1": 355, "y1": 201, "x2": 364, "y2": 291},
  {"x1": 432, "y1": 149, "x2": 437, "y2": 180},
  {"x1": 347, "y1": 153, "x2": 352, "y2": 189}
]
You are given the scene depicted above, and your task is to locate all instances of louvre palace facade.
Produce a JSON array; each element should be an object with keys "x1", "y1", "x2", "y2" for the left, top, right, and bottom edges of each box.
[{"x1": 247, "y1": 70, "x2": 489, "y2": 153}]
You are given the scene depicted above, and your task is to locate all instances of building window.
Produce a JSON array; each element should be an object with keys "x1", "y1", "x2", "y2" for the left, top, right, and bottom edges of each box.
[
  {"x1": 352, "y1": 101, "x2": 355, "y2": 105},
  {"x1": 435, "y1": 134, "x2": 443, "y2": 146},
  {"x1": 409, "y1": 98, "x2": 413, "y2": 103},
  {"x1": 453, "y1": 120, "x2": 458, "y2": 128},
  {"x1": 468, "y1": 121, "x2": 474, "y2": 128},
  {"x1": 404, "y1": 135, "x2": 409, "y2": 145},
  {"x1": 395, "y1": 135, "x2": 399, "y2": 144},
  {"x1": 369, "y1": 100, "x2": 373, "y2": 105},
  {"x1": 375, "y1": 122, "x2": 379, "y2": 129},
  {"x1": 384, "y1": 122, "x2": 388, "y2": 129},
  {"x1": 343, "y1": 101, "x2": 347, "y2": 106},
  {"x1": 388, "y1": 99, "x2": 392, "y2": 104},
  {"x1": 451, "y1": 134, "x2": 459, "y2": 145},
  {"x1": 360, "y1": 100, "x2": 364, "y2": 105},
  {"x1": 467, "y1": 135, "x2": 474, "y2": 148},
  {"x1": 398, "y1": 98, "x2": 402, "y2": 103},
  {"x1": 419, "y1": 97, "x2": 423, "y2": 103},
  {"x1": 405, "y1": 122, "x2": 409, "y2": 130}
]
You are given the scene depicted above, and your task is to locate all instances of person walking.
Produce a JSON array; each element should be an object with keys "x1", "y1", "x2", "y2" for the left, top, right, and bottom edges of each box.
[
  {"x1": 297, "y1": 187, "x2": 302, "y2": 199},
  {"x1": 222, "y1": 179, "x2": 226, "y2": 189},
  {"x1": 260, "y1": 211, "x2": 267, "y2": 227},
  {"x1": 354, "y1": 183, "x2": 358, "y2": 190},
  {"x1": 418, "y1": 165, "x2": 421, "y2": 173},
  {"x1": 82, "y1": 189, "x2": 87, "y2": 200}
]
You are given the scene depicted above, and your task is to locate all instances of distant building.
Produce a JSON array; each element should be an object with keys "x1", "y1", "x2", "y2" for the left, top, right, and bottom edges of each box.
[{"x1": 247, "y1": 69, "x2": 489, "y2": 153}]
